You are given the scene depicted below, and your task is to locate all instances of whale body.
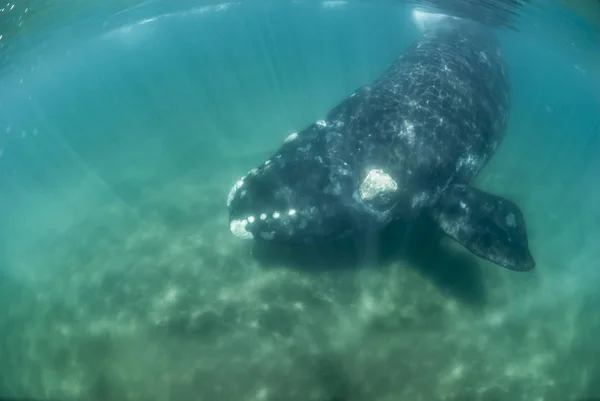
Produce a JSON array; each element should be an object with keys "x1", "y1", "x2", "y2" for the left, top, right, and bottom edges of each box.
[{"x1": 226, "y1": 18, "x2": 535, "y2": 271}]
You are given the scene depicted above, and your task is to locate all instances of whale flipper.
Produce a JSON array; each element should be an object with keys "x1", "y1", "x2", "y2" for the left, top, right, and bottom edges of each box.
[{"x1": 430, "y1": 184, "x2": 535, "y2": 271}]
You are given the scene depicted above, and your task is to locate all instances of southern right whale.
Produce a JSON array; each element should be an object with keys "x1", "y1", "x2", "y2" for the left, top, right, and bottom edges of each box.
[{"x1": 226, "y1": 16, "x2": 535, "y2": 271}]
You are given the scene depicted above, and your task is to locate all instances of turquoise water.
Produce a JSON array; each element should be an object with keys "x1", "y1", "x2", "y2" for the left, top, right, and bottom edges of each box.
[{"x1": 1, "y1": 1, "x2": 599, "y2": 400}]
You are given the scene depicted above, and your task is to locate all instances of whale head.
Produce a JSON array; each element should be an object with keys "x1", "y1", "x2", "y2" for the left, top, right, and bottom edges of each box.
[{"x1": 226, "y1": 150, "x2": 364, "y2": 243}]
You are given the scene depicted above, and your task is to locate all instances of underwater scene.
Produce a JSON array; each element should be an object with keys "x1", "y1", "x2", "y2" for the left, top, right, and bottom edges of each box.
[{"x1": 0, "y1": 1, "x2": 599, "y2": 400}]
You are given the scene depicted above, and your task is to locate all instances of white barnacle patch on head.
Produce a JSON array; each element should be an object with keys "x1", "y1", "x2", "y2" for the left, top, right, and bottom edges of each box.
[
  {"x1": 260, "y1": 213, "x2": 267, "y2": 220},
  {"x1": 288, "y1": 209, "x2": 296, "y2": 216},
  {"x1": 272, "y1": 211, "x2": 281, "y2": 219},
  {"x1": 359, "y1": 169, "x2": 399, "y2": 201},
  {"x1": 316, "y1": 120, "x2": 327, "y2": 128},
  {"x1": 227, "y1": 177, "x2": 245, "y2": 207},
  {"x1": 284, "y1": 132, "x2": 298, "y2": 143},
  {"x1": 230, "y1": 219, "x2": 254, "y2": 240}
]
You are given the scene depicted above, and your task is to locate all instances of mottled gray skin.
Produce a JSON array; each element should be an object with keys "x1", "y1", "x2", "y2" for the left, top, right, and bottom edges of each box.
[{"x1": 227, "y1": 18, "x2": 535, "y2": 271}]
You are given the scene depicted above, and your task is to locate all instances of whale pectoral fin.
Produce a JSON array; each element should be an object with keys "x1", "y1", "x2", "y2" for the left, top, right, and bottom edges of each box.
[{"x1": 430, "y1": 184, "x2": 535, "y2": 271}]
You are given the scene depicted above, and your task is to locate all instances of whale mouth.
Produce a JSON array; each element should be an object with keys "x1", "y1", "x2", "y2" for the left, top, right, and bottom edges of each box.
[
  {"x1": 229, "y1": 208, "x2": 303, "y2": 241},
  {"x1": 229, "y1": 200, "x2": 359, "y2": 244}
]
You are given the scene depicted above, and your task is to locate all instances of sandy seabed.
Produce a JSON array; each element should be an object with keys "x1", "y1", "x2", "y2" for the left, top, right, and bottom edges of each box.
[{"x1": 1, "y1": 165, "x2": 599, "y2": 401}]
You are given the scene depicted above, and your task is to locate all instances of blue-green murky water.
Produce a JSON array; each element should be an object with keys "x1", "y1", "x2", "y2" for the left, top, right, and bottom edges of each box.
[{"x1": 1, "y1": 1, "x2": 599, "y2": 400}]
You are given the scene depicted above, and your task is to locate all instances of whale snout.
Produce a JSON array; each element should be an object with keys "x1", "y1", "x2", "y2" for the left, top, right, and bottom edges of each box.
[
  {"x1": 227, "y1": 178, "x2": 326, "y2": 243},
  {"x1": 226, "y1": 154, "x2": 357, "y2": 243},
  {"x1": 226, "y1": 162, "x2": 308, "y2": 241}
]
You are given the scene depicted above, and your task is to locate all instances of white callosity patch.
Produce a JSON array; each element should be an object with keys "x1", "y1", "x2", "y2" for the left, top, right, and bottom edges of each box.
[
  {"x1": 230, "y1": 219, "x2": 253, "y2": 240},
  {"x1": 227, "y1": 178, "x2": 245, "y2": 207},
  {"x1": 240, "y1": 209, "x2": 299, "y2": 241},
  {"x1": 284, "y1": 132, "x2": 298, "y2": 143},
  {"x1": 359, "y1": 169, "x2": 399, "y2": 201}
]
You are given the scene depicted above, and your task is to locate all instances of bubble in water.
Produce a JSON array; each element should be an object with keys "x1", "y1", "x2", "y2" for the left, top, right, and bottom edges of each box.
[
  {"x1": 33, "y1": 128, "x2": 38, "y2": 136},
  {"x1": 0, "y1": 148, "x2": 3, "y2": 158},
  {"x1": 6, "y1": 126, "x2": 11, "y2": 134},
  {"x1": 21, "y1": 130, "x2": 26, "y2": 138}
]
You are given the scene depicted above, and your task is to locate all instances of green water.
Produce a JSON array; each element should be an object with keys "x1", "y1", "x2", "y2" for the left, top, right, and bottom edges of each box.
[{"x1": 1, "y1": 1, "x2": 599, "y2": 400}]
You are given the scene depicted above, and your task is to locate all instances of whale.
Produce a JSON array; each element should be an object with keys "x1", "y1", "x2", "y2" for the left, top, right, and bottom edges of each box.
[{"x1": 226, "y1": 17, "x2": 535, "y2": 271}]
